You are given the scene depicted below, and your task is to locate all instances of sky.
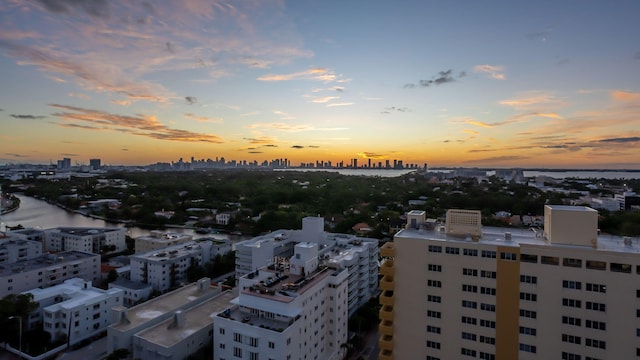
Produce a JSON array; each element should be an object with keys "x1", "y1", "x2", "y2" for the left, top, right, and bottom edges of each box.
[{"x1": 1, "y1": 0, "x2": 639, "y2": 169}]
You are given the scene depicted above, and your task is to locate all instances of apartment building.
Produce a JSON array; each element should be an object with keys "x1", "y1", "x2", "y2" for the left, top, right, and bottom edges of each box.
[
  {"x1": 134, "y1": 231, "x2": 193, "y2": 254},
  {"x1": 0, "y1": 251, "x2": 100, "y2": 297},
  {"x1": 0, "y1": 234, "x2": 42, "y2": 264},
  {"x1": 235, "y1": 216, "x2": 379, "y2": 316},
  {"x1": 44, "y1": 227, "x2": 126, "y2": 254},
  {"x1": 214, "y1": 242, "x2": 349, "y2": 360},
  {"x1": 130, "y1": 239, "x2": 231, "y2": 293},
  {"x1": 379, "y1": 206, "x2": 640, "y2": 360},
  {"x1": 24, "y1": 278, "x2": 123, "y2": 345},
  {"x1": 108, "y1": 278, "x2": 233, "y2": 358}
]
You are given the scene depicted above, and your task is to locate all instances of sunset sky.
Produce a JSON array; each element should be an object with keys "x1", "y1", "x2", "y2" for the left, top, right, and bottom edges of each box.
[{"x1": 1, "y1": 0, "x2": 639, "y2": 168}]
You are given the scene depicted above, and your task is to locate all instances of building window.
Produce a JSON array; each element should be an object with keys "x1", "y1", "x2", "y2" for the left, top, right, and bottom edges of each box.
[
  {"x1": 461, "y1": 348, "x2": 477, "y2": 357},
  {"x1": 462, "y1": 284, "x2": 478, "y2": 293},
  {"x1": 426, "y1": 340, "x2": 441, "y2": 349},
  {"x1": 500, "y1": 252, "x2": 517, "y2": 261},
  {"x1": 234, "y1": 332, "x2": 242, "y2": 342},
  {"x1": 427, "y1": 310, "x2": 441, "y2": 319},
  {"x1": 519, "y1": 343, "x2": 537, "y2": 353},
  {"x1": 463, "y1": 249, "x2": 478, "y2": 257},
  {"x1": 427, "y1": 325, "x2": 441, "y2": 334},
  {"x1": 428, "y1": 280, "x2": 442, "y2": 288},
  {"x1": 428, "y1": 245, "x2": 442, "y2": 253},
  {"x1": 479, "y1": 352, "x2": 495, "y2": 360},
  {"x1": 481, "y1": 250, "x2": 496, "y2": 259},
  {"x1": 462, "y1": 300, "x2": 477, "y2": 309},
  {"x1": 233, "y1": 347, "x2": 242, "y2": 358},
  {"x1": 481, "y1": 270, "x2": 496, "y2": 279},
  {"x1": 562, "y1": 334, "x2": 582, "y2": 344},
  {"x1": 519, "y1": 326, "x2": 536, "y2": 336},
  {"x1": 586, "y1": 283, "x2": 606, "y2": 293},
  {"x1": 562, "y1": 352, "x2": 581, "y2": 360},
  {"x1": 462, "y1": 268, "x2": 478, "y2": 276},
  {"x1": 219, "y1": 328, "x2": 225, "y2": 335},
  {"x1": 562, "y1": 298, "x2": 582, "y2": 308},
  {"x1": 586, "y1": 301, "x2": 606, "y2": 312},
  {"x1": 520, "y1": 292, "x2": 537, "y2": 302},
  {"x1": 585, "y1": 320, "x2": 606, "y2": 331},
  {"x1": 563, "y1": 258, "x2": 582, "y2": 268},
  {"x1": 480, "y1": 319, "x2": 496, "y2": 328},
  {"x1": 519, "y1": 309, "x2": 536, "y2": 319},
  {"x1": 520, "y1": 254, "x2": 538, "y2": 263},
  {"x1": 480, "y1": 335, "x2": 495, "y2": 345},
  {"x1": 611, "y1": 262, "x2": 632, "y2": 273},
  {"x1": 461, "y1": 316, "x2": 477, "y2": 325},
  {"x1": 219, "y1": 343, "x2": 225, "y2": 349},
  {"x1": 428, "y1": 264, "x2": 442, "y2": 272},
  {"x1": 462, "y1": 332, "x2": 476, "y2": 341},
  {"x1": 480, "y1": 303, "x2": 496, "y2": 312},
  {"x1": 427, "y1": 295, "x2": 442, "y2": 303},
  {"x1": 562, "y1": 280, "x2": 582, "y2": 290},
  {"x1": 445, "y1": 247, "x2": 459, "y2": 255},
  {"x1": 427, "y1": 356, "x2": 441, "y2": 360},
  {"x1": 480, "y1": 287, "x2": 496, "y2": 296},
  {"x1": 541, "y1": 256, "x2": 559, "y2": 265},
  {"x1": 586, "y1": 260, "x2": 606, "y2": 270},
  {"x1": 562, "y1": 316, "x2": 582, "y2": 326}
]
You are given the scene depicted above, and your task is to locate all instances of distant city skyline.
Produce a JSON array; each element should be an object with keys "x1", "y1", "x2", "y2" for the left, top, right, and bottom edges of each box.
[{"x1": 1, "y1": 1, "x2": 639, "y2": 169}]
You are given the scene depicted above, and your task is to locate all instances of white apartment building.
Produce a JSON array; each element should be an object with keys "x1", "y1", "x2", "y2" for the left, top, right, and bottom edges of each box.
[
  {"x1": 379, "y1": 206, "x2": 640, "y2": 360},
  {"x1": 235, "y1": 216, "x2": 379, "y2": 316},
  {"x1": 109, "y1": 278, "x2": 153, "y2": 307},
  {"x1": 134, "y1": 231, "x2": 193, "y2": 254},
  {"x1": 45, "y1": 227, "x2": 126, "y2": 254},
  {"x1": 0, "y1": 251, "x2": 100, "y2": 297},
  {"x1": 0, "y1": 234, "x2": 42, "y2": 264},
  {"x1": 215, "y1": 242, "x2": 349, "y2": 360},
  {"x1": 24, "y1": 278, "x2": 123, "y2": 345},
  {"x1": 130, "y1": 239, "x2": 231, "y2": 293},
  {"x1": 108, "y1": 278, "x2": 234, "y2": 357}
]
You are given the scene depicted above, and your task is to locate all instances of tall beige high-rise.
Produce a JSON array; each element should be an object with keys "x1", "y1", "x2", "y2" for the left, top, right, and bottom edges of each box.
[{"x1": 380, "y1": 206, "x2": 638, "y2": 360}]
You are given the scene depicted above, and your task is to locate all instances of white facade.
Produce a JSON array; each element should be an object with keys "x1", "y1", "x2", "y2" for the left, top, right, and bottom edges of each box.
[
  {"x1": 44, "y1": 227, "x2": 126, "y2": 254},
  {"x1": 215, "y1": 242, "x2": 349, "y2": 360},
  {"x1": 216, "y1": 213, "x2": 231, "y2": 225},
  {"x1": 0, "y1": 251, "x2": 100, "y2": 297},
  {"x1": 234, "y1": 216, "x2": 379, "y2": 316},
  {"x1": 25, "y1": 278, "x2": 123, "y2": 345},
  {"x1": 130, "y1": 239, "x2": 231, "y2": 293},
  {"x1": 379, "y1": 206, "x2": 640, "y2": 360},
  {"x1": 109, "y1": 278, "x2": 153, "y2": 307},
  {"x1": 0, "y1": 235, "x2": 42, "y2": 264},
  {"x1": 134, "y1": 231, "x2": 193, "y2": 254}
]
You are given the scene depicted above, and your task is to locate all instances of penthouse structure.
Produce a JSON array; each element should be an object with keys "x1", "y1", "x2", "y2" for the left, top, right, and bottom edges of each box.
[
  {"x1": 379, "y1": 206, "x2": 640, "y2": 360},
  {"x1": 0, "y1": 251, "x2": 100, "y2": 297},
  {"x1": 44, "y1": 227, "x2": 126, "y2": 254},
  {"x1": 235, "y1": 216, "x2": 379, "y2": 316},
  {"x1": 215, "y1": 242, "x2": 349, "y2": 360},
  {"x1": 24, "y1": 278, "x2": 123, "y2": 346},
  {"x1": 130, "y1": 239, "x2": 231, "y2": 293},
  {"x1": 108, "y1": 278, "x2": 234, "y2": 359},
  {"x1": 134, "y1": 231, "x2": 193, "y2": 254}
]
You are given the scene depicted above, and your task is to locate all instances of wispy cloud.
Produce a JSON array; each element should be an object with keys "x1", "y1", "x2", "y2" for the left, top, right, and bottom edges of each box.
[
  {"x1": 184, "y1": 113, "x2": 223, "y2": 124},
  {"x1": 473, "y1": 64, "x2": 506, "y2": 80},
  {"x1": 326, "y1": 102, "x2": 354, "y2": 107},
  {"x1": 464, "y1": 112, "x2": 562, "y2": 128},
  {"x1": 246, "y1": 123, "x2": 312, "y2": 132},
  {"x1": 525, "y1": 27, "x2": 553, "y2": 43},
  {"x1": 381, "y1": 106, "x2": 409, "y2": 114},
  {"x1": 611, "y1": 90, "x2": 640, "y2": 102},
  {"x1": 311, "y1": 96, "x2": 340, "y2": 104},
  {"x1": 463, "y1": 155, "x2": 529, "y2": 164},
  {"x1": 243, "y1": 136, "x2": 277, "y2": 145},
  {"x1": 499, "y1": 92, "x2": 563, "y2": 109},
  {"x1": 258, "y1": 68, "x2": 339, "y2": 82},
  {"x1": 10, "y1": 114, "x2": 46, "y2": 119},
  {"x1": 273, "y1": 110, "x2": 296, "y2": 120},
  {"x1": 404, "y1": 69, "x2": 464, "y2": 88},
  {"x1": 49, "y1": 104, "x2": 224, "y2": 143}
]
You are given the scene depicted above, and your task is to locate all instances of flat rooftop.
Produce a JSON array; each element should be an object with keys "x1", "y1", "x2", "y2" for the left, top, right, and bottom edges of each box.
[
  {"x1": 50, "y1": 227, "x2": 124, "y2": 236},
  {"x1": 395, "y1": 224, "x2": 640, "y2": 254},
  {"x1": 110, "y1": 281, "x2": 220, "y2": 332},
  {"x1": 0, "y1": 251, "x2": 98, "y2": 276},
  {"x1": 135, "y1": 290, "x2": 235, "y2": 347},
  {"x1": 110, "y1": 278, "x2": 152, "y2": 291},
  {"x1": 132, "y1": 242, "x2": 204, "y2": 261}
]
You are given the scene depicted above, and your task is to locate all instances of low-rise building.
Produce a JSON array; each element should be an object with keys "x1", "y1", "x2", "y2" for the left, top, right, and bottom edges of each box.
[
  {"x1": 0, "y1": 234, "x2": 42, "y2": 264},
  {"x1": 0, "y1": 251, "x2": 100, "y2": 297},
  {"x1": 44, "y1": 227, "x2": 126, "y2": 254},
  {"x1": 24, "y1": 278, "x2": 123, "y2": 346},
  {"x1": 107, "y1": 278, "x2": 233, "y2": 357},
  {"x1": 134, "y1": 231, "x2": 193, "y2": 254},
  {"x1": 130, "y1": 239, "x2": 231, "y2": 293},
  {"x1": 109, "y1": 278, "x2": 153, "y2": 307}
]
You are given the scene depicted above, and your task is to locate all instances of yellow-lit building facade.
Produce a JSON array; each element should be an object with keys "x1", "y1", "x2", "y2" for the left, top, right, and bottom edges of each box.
[{"x1": 380, "y1": 206, "x2": 639, "y2": 360}]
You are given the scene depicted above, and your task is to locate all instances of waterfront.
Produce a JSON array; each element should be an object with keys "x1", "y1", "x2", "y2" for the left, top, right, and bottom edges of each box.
[{"x1": 1, "y1": 194, "x2": 237, "y2": 240}]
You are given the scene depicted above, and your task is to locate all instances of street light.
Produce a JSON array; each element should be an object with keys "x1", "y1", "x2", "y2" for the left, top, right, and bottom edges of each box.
[{"x1": 8, "y1": 316, "x2": 22, "y2": 359}]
